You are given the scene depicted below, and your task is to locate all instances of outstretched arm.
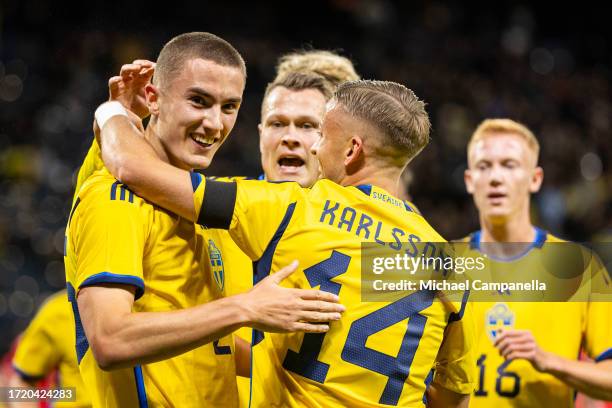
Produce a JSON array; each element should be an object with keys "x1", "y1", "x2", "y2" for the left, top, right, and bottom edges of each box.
[
  {"x1": 96, "y1": 112, "x2": 196, "y2": 221},
  {"x1": 79, "y1": 261, "x2": 344, "y2": 371},
  {"x1": 496, "y1": 329, "x2": 612, "y2": 401}
]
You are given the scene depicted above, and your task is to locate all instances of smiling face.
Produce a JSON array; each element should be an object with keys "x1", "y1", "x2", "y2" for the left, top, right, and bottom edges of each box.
[
  {"x1": 259, "y1": 86, "x2": 326, "y2": 187},
  {"x1": 465, "y1": 132, "x2": 543, "y2": 223},
  {"x1": 148, "y1": 58, "x2": 245, "y2": 170}
]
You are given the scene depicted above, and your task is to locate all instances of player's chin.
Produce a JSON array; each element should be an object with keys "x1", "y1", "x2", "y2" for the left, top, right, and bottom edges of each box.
[
  {"x1": 486, "y1": 208, "x2": 511, "y2": 222},
  {"x1": 187, "y1": 154, "x2": 213, "y2": 170}
]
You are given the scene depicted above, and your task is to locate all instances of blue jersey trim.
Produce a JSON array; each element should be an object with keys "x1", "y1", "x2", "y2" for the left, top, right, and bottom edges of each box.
[
  {"x1": 134, "y1": 365, "x2": 149, "y2": 408},
  {"x1": 355, "y1": 184, "x2": 372, "y2": 196},
  {"x1": 67, "y1": 283, "x2": 90, "y2": 364},
  {"x1": 469, "y1": 228, "x2": 548, "y2": 262},
  {"x1": 190, "y1": 171, "x2": 203, "y2": 191},
  {"x1": 11, "y1": 364, "x2": 44, "y2": 382},
  {"x1": 355, "y1": 184, "x2": 416, "y2": 213},
  {"x1": 533, "y1": 227, "x2": 547, "y2": 248},
  {"x1": 448, "y1": 290, "x2": 470, "y2": 323},
  {"x1": 67, "y1": 197, "x2": 81, "y2": 228},
  {"x1": 80, "y1": 272, "x2": 145, "y2": 300},
  {"x1": 422, "y1": 368, "x2": 435, "y2": 405},
  {"x1": 469, "y1": 231, "x2": 481, "y2": 249},
  {"x1": 252, "y1": 202, "x2": 297, "y2": 346},
  {"x1": 595, "y1": 347, "x2": 612, "y2": 362},
  {"x1": 257, "y1": 173, "x2": 265, "y2": 180},
  {"x1": 248, "y1": 329, "x2": 255, "y2": 408}
]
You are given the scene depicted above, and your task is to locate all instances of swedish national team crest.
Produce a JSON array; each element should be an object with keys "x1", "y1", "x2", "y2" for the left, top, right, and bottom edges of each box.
[
  {"x1": 485, "y1": 303, "x2": 515, "y2": 342},
  {"x1": 208, "y1": 240, "x2": 224, "y2": 292}
]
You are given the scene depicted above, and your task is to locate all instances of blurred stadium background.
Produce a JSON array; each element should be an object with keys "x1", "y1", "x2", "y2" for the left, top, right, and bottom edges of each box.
[{"x1": 0, "y1": 1, "x2": 610, "y2": 354}]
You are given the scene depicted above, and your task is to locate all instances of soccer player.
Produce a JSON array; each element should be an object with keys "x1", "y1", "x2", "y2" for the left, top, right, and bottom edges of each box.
[
  {"x1": 460, "y1": 119, "x2": 612, "y2": 406},
  {"x1": 65, "y1": 32, "x2": 344, "y2": 407},
  {"x1": 95, "y1": 79, "x2": 477, "y2": 407},
  {"x1": 9, "y1": 291, "x2": 91, "y2": 408},
  {"x1": 259, "y1": 50, "x2": 359, "y2": 187},
  {"x1": 74, "y1": 50, "x2": 358, "y2": 407},
  {"x1": 231, "y1": 50, "x2": 361, "y2": 405}
]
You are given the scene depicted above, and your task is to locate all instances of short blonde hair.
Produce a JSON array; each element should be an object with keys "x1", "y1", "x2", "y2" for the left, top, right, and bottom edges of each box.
[
  {"x1": 335, "y1": 80, "x2": 431, "y2": 165},
  {"x1": 468, "y1": 118, "x2": 540, "y2": 162},
  {"x1": 275, "y1": 50, "x2": 360, "y2": 86}
]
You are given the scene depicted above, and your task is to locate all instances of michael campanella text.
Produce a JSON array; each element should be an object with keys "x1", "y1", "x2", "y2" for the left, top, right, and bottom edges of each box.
[{"x1": 372, "y1": 279, "x2": 547, "y2": 292}]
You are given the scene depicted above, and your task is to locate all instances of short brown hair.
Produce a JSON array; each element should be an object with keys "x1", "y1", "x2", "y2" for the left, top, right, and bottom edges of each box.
[
  {"x1": 261, "y1": 71, "x2": 335, "y2": 117},
  {"x1": 154, "y1": 32, "x2": 246, "y2": 88},
  {"x1": 468, "y1": 118, "x2": 540, "y2": 163},
  {"x1": 334, "y1": 80, "x2": 431, "y2": 164},
  {"x1": 275, "y1": 50, "x2": 360, "y2": 86}
]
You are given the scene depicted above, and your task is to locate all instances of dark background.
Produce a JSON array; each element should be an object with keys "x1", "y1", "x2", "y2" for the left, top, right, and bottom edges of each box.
[{"x1": 1, "y1": 1, "x2": 610, "y2": 352}]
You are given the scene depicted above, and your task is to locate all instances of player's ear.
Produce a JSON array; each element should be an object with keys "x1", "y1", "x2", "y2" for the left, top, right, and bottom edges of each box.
[
  {"x1": 464, "y1": 169, "x2": 475, "y2": 194},
  {"x1": 258, "y1": 123, "x2": 264, "y2": 155},
  {"x1": 345, "y1": 135, "x2": 364, "y2": 174},
  {"x1": 145, "y1": 84, "x2": 160, "y2": 115},
  {"x1": 529, "y1": 166, "x2": 544, "y2": 193}
]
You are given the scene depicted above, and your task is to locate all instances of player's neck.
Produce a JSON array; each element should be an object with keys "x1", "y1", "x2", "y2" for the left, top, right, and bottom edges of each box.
[
  {"x1": 144, "y1": 120, "x2": 172, "y2": 165},
  {"x1": 341, "y1": 164, "x2": 402, "y2": 198},
  {"x1": 480, "y1": 212, "x2": 535, "y2": 243}
]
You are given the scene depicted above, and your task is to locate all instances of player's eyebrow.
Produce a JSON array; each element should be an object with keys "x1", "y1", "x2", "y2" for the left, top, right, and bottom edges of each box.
[
  {"x1": 266, "y1": 113, "x2": 320, "y2": 124},
  {"x1": 187, "y1": 86, "x2": 242, "y2": 104}
]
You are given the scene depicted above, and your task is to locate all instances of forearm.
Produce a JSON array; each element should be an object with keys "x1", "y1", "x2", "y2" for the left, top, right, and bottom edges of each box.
[
  {"x1": 99, "y1": 116, "x2": 196, "y2": 221},
  {"x1": 544, "y1": 354, "x2": 612, "y2": 401},
  {"x1": 82, "y1": 291, "x2": 250, "y2": 370}
]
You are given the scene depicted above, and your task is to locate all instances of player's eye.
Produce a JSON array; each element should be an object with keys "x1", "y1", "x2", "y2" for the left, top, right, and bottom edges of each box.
[
  {"x1": 222, "y1": 103, "x2": 238, "y2": 113},
  {"x1": 190, "y1": 96, "x2": 206, "y2": 106},
  {"x1": 504, "y1": 160, "x2": 518, "y2": 169},
  {"x1": 270, "y1": 121, "x2": 284, "y2": 128},
  {"x1": 301, "y1": 122, "x2": 316, "y2": 130}
]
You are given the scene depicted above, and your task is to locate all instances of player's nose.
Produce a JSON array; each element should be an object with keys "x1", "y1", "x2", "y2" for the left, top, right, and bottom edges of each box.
[
  {"x1": 281, "y1": 124, "x2": 301, "y2": 148},
  {"x1": 202, "y1": 105, "x2": 223, "y2": 133},
  {"x1": 488, "y1": 165, "x2": 504, "y2": 185}
]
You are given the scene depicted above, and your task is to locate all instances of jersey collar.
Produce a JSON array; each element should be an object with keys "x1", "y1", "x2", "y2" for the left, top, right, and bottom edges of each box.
[
  {"x1": 469, "y1": 227, "x2": 548, "y2": 261},
  {"x1": 355, "y1": 184, "x2": 417, "y2": 213}
]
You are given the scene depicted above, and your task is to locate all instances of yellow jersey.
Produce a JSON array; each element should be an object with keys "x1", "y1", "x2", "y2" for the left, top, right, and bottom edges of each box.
[
  {"x1": 461, "y1": 229, "x2": 612, "y2": 408},
  {"x1": 192, "y1": 176, "x2": 476, "y2": 407},
  {"x1": 12, "y1": 290, "x2": 91, "y2": 407},
  {"x1": 73, "y1": 140, "x2": 104, "y2": 205},
  {"x1": 206, "y1": 227, "x2": 252, "y2": 408},
  {"x1": 64, "y1": 167, "x2": 238, "y2": 407}
]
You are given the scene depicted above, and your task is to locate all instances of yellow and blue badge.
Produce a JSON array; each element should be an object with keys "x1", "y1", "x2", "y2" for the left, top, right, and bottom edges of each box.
[
  {"x1": 485, "y1": 303, "x2": 515, "y2": 342},
  {"x1": 208, "y1": 239, "x2": 225, "y2": 292}
]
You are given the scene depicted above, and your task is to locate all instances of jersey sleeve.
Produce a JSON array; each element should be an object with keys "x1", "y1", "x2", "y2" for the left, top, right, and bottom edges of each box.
[
  {"x1": 582, "y1": 250, "x2": 612, "y2": 361},
  {"x1": 73, "y1": 138, "x2": 104, "y2": 205},
  {"x1": 12, "y1": 295, "x2": 66, "y2": 380},
  {"x1": 71, "y1": 180, "x2": 149, "y2": 298},
  {"x1": 431, "y1": 298, "x2": 477, "y2": 394},
  {"x1": 191, "y1": 173, "x2": 301, "y2": 260},
  {"x1": 584, "y1": 301, "x2": 612, "y2": 362}
]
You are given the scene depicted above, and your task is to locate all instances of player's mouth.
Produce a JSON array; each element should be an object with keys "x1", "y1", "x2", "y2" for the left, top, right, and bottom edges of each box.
[
  {"x1": 277, "y1": 155, "x2": 305, "y2": 174},
  {"x1": 190, "y1": 133, "x2": 216, "y2": 149},
  {"x1": 487, "y1": 192, "x2": 507, "y2": 204}
]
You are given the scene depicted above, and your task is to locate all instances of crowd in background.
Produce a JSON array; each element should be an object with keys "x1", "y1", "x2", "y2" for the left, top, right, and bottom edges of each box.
[{"x1": 0, "y1": 1, "x2": 610, "y2": 353}]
